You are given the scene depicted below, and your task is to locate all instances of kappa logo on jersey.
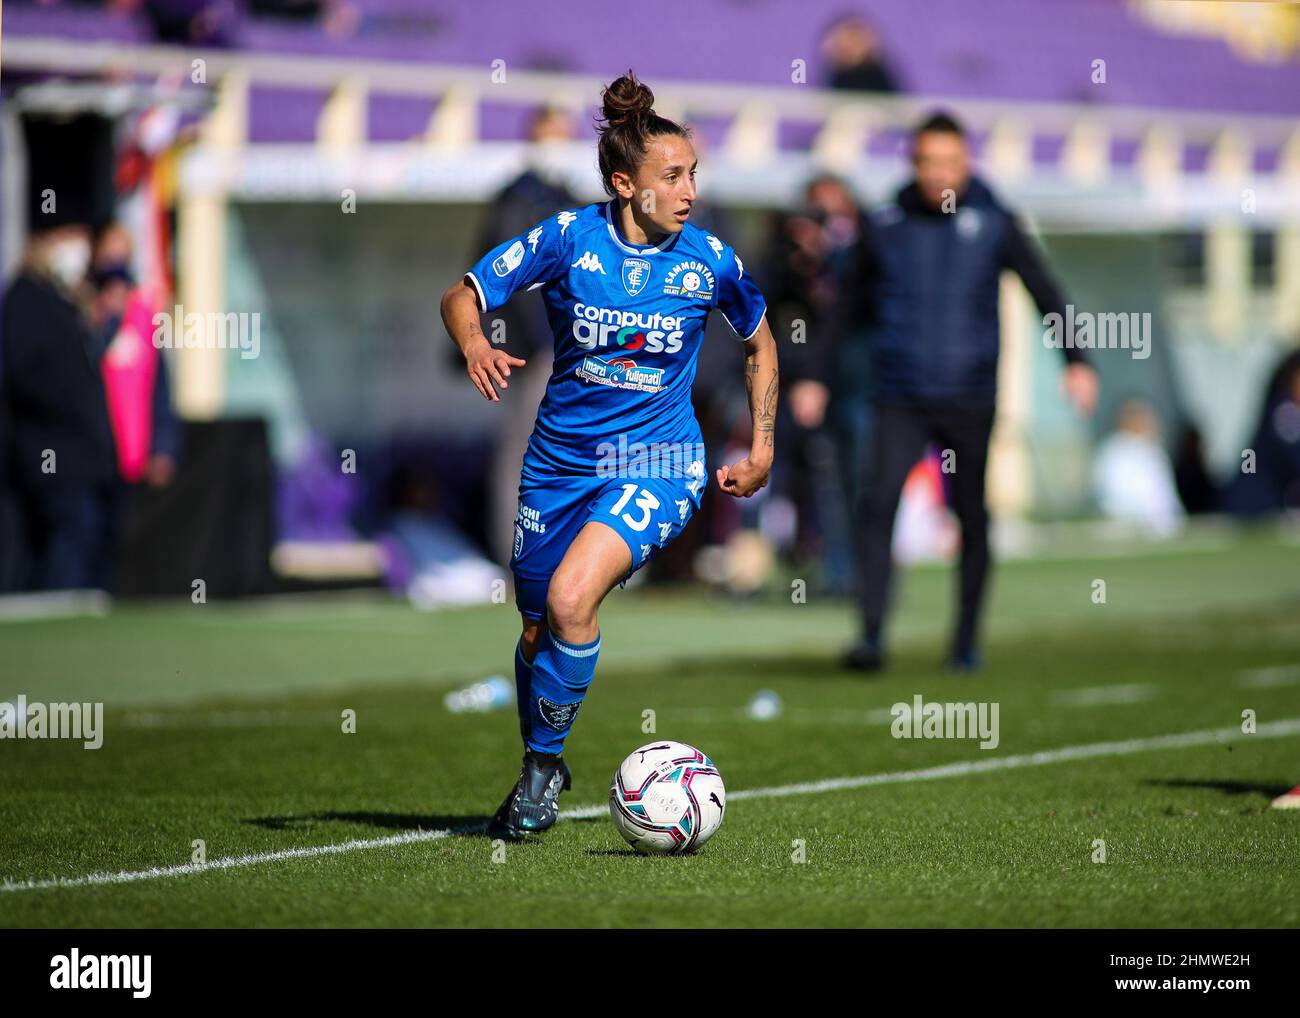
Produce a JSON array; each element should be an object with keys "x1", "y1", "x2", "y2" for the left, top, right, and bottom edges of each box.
[
  {"x1": 685, "y1": 458, "x2": 706, "y2": 497},
  {"x1": 557, "y1": 210, "x2": 578, "y2": 236},
  {"x1": 538, "y1": 696, "x2": 580, "y2": 730},
  {"x1": 492, "y1": 240, "x2": 525, "y2": 278},
  {"x1": 705, "y1": 234, "x2": 725, "y2": 260},
  {"x1": 575, "y1": 354, "x2": 666, "y2": 393},
  {"x1": 572, "y1": 251, "x2": 608, "y2": 274},
  {"x1": 675, "y1": 498, "x2": 689, "y2": 521},
  {"x1": 735, "y1": 254, "x2": 746, "y2": 278},
  {"x1": 663, "y1": 260, "x2": 716, "y2": 300},
  {"x1": 621, "y1": 257, "x2": 652, "y2": 297},
  {"x1": 657, "y1": 520, "x2": 672, "y2": 542},
  {"x1": 527, "y1": 226, "x2": 544, "y2": 253}
]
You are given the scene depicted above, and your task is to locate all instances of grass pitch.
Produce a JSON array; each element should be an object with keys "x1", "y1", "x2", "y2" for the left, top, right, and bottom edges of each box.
[{"x1": 1, "y1": 527, "x2": 1298, "y2": 927}]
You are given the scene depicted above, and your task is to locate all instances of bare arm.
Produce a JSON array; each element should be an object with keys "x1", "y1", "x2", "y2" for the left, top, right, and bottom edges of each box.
[
  {"x1": 440, "y1": 279, "x2": 526, "y2": 403},
  {"x1": 716, "y1": 316, "x2": 778, "y2": 498}
]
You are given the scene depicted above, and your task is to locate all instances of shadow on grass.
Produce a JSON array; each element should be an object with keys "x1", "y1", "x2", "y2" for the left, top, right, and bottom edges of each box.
[
  {"x1": 245, "y1": 808, "x2": 607, "y2": 839},
  {"x1": 1143, "y1": 778, "x2": 1292, "y2": 800},
  {"x1": 584, "y1": 848, "x2": 694, "y2": 858},
  {"x1": 245, "y1": 811, "x2": 494, "y2": 837}
]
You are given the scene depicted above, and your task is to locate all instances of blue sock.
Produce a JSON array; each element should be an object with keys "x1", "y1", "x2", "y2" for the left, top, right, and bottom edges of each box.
[
  {"x1": 513, "y1": 636, "x2": 534, "y2": 746},
  {"x1": 526, "y1": 629, "x2": 600, "y2": 755}
]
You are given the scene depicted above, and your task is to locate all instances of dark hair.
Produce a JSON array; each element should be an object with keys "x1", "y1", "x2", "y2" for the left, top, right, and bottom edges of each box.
[
  {"x1": 596, "y1": 71, "x2": 690, "y2": 198},
  {"x1": 913, "y1": 110, "x2": 966, "y2": 141}
]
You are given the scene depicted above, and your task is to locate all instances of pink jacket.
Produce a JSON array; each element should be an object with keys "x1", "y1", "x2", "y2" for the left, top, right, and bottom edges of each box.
[{"x1": 101, "y1": 289, "x2": 160, "y2": 483}]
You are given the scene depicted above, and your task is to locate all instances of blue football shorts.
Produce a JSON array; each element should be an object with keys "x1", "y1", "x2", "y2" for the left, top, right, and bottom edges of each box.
[{"x1": 510, "y1": 470, "x2": 705, "y2": 621}]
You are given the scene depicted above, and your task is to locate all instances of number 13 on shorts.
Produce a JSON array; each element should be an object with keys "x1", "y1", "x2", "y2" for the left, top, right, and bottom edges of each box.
[
  {"x1": 609, "y1": 483, "x2": 660, "y2": 532},
  {"x1": 598, "y1": 477, "x2": 699, "y2": 567}
]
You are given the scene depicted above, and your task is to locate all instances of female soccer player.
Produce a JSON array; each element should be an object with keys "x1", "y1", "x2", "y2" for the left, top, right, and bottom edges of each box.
[{"x1": 440, "y1": 72, "x2": 778, "y2": 840}]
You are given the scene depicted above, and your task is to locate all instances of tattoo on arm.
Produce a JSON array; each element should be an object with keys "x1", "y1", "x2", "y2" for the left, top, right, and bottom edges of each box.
[
  {"x1": 756, "y1": 371, "x2": 778, "y2": 447},
  {"x1": 744, "y1": 349, "x2": 777, "y2": 449}
]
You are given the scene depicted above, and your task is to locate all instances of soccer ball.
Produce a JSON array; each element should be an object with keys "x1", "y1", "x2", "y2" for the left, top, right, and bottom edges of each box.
[{"x1": 608, "y1": 741, "x2": 726, "y2": 854}]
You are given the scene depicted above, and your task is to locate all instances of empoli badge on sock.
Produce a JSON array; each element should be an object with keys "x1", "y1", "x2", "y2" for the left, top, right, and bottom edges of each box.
[{"x1": 538, "y1": 696, "x2": 581, "y2": 730}]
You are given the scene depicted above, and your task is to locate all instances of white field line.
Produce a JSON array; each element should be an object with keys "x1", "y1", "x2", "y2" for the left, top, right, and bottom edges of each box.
[
  {"x1": 4, "y1": 717, "x2": 1299, "y2": 894},
  {"x1": 1236, "y1": 665, "x2": 1300, "y2": 688},
  {"x1": 1049, "y1": 684, "x2": 1160, "y2": 706}
]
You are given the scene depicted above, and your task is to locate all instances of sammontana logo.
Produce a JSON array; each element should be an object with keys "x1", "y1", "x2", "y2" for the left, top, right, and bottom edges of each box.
[{"x1": 663, "y1": 260, "x2": 715, "y2": 300}]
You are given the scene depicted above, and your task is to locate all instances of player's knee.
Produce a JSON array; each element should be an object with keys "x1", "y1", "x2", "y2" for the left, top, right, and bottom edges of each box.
[{"x1": 545, "y1": 580, "x2": 596, "y2": 635}]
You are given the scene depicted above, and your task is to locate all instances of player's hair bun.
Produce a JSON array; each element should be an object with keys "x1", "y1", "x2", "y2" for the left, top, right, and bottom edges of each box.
[
  {"x1": 599, "y1": 71, "x2": 657, "y2": 132},
  {"x1": 595, "y1": 71, "x2": 689, "y2": 198}
]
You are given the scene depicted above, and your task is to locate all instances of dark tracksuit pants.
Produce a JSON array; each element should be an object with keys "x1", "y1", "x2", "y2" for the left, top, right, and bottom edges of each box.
[
  {"x1": 859, "y1": 401, "x2": 996, "y2": 656},
  {"x1": 17, "y1": 480, "x2": 123, "y2": 592}
]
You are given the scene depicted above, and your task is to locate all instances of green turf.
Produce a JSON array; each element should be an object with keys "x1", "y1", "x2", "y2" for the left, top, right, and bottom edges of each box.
[{"x1": 1, "y1": 528, "x2": 1298, "y2": 927}]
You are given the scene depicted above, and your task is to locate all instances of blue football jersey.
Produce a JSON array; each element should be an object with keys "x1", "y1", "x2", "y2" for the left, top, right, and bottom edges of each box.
[{"x1": 464, "y1": 201, "x2": 766, "y2": 480}]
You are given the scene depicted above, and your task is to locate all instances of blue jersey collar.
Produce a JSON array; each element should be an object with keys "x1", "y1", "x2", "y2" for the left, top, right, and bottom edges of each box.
[{"x1": 603, "y1": 200, "x2": 682, "y2": 256}]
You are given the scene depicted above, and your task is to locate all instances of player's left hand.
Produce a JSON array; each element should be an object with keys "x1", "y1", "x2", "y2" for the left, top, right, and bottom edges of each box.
[{"x1": 716, "y1": 457, "x2": 770, "y2": 498}]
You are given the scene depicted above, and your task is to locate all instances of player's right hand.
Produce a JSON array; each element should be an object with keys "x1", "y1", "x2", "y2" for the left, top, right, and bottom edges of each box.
[{"x1": 465, "y1": 341, "x2": 526, "y2": 402}]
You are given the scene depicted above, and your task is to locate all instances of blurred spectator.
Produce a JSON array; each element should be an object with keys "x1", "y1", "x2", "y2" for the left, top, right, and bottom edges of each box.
[
  {"x1": 472, "y1": 106, "x2": 579, "y2": 564},
  {"x1": 246, "y1": 0, "x2": 361, "y2": 39},
  {"x1": 803, "y1": 111, "x2": 1098, "y2": 672},
  {"x1": 1172, "y1": 422, "x2": 1219, "y2": 514},
  {"x1": 1226, "y1": 349, "x2": 1300, "y2": 516},
  {"x1": 142, "y1": 1, "x2": 239, "y2": 46},
  {"x1": 88, "y1": 224, "x2": 182, "y2": 490},
  {"x1": 767, "y1": 174, "x2": 875, "y2": 591},
  {"x1": 821, "y1": 13, "x2": 901, "y2": 93},
  {"x1": 383, "y1": 465, "x2": 507, "y2": 609},
  {"x1": 1, "y1": 222, "x2": 118, "y2": 590},
  {"x1": 1092, "y1": 399, "x2": 1184, "y2": 537}
]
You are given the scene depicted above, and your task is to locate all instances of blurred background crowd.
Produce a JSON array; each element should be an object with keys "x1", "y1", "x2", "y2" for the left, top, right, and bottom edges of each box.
[{"x1": 2, "y1": 0, "x2": 1299, "y2": 606}]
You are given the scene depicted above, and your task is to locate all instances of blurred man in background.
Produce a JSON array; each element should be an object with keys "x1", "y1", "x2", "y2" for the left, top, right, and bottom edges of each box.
[
  {"x1": 1, "y1": 220, "x2": 119, "y2": 590},
  {"x1": 472, "y1": 106, "x2": 578, "y2": 565},
  {"x1": 799, "y1": 112, "x2": 1099, "y2": 673}
]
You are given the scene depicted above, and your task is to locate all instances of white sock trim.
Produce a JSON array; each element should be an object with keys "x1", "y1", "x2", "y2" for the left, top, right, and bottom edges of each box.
[{"x1": 551, "y1": 636, "x2": 601, "y2": 658}]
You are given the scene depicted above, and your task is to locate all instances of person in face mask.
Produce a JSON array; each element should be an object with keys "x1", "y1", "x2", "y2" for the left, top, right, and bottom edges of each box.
[
  {"x1": 88, "y1": 234, "x2": 182, "y2": 491},
  {"x1": 0, "y1": 221, "x2": 119, "y2": 590},
  {"x1": 469, "y1": 106, "x2": 580, "y2": 566},
  {"x1": 45, "y1": 227, "x2": 94, "y2": 295}
]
